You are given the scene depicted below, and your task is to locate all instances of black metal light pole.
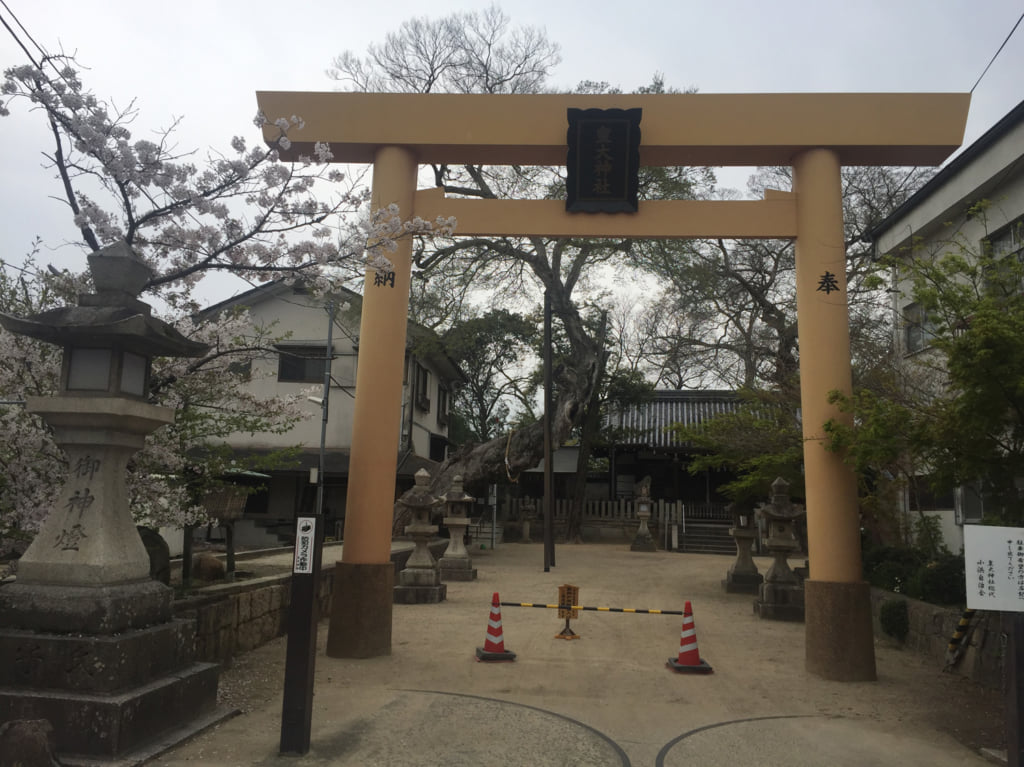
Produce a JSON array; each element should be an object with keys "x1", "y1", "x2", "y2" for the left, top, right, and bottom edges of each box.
[{"x1": 279, "y1": 300, "x2": 334, "y2": 755}]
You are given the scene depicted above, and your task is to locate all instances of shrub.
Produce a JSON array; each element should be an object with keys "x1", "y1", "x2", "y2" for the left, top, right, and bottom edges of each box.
[
  {"x1": 907, "y1": 553, "x2": 966, "y2": 606},
  {"x1": 879, "y1": 599, "x2": 909, "y2": 642},
  {"x1": 912, "y1": 514, "x2": 950, "y2": 559},
  {"x1": 863, "y1": 546, "x2": 926, "y2": 592}
]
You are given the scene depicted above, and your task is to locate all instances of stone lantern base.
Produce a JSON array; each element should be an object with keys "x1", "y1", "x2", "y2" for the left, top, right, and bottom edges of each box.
[
  {"x1": 393, "y1": 569, "x2": 448, "y2": 604},
  {"x1": 630, "y1": 509, "x2": 657, "y2": 552},
  {"x1": 439, "y1": 556, "x2": 478, "y2": 581},
  {"x1": 753, "y1": 580, "x2": 806, "y2": 621},
  {"x1": 0, "y1": 604, "x2": 222, "y2": 761},
  {"x1": 723, "y1": 570, "x2": 765, "y2": 595},
  {"x1": 722, "y1": 527, "x2": 763, "y2": 594},
  {"x1": 630, "y1": 532, "x2": 657, "y2": 552},
  {"x1": 439, "y1": 517, "x2": 477, "y2": 582}
]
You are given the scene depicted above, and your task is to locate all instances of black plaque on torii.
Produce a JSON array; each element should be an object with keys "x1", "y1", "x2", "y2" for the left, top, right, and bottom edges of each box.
[{"x1": 566, "y1": 107, "x2": 642, "y2": 213}]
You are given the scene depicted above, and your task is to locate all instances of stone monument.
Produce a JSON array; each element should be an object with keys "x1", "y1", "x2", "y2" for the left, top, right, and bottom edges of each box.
[
  {"x1": 722, "y1": 500, "x2": 764, "y2": 594},
  {"x1": 753, "y1": 477, "x2": 806, "y2": 621},
  {"x1": 439, "y1": 475, "x2": 478, "y2": 582},
  {"x1": 392, "y1": 469, "x2": 447, "y2": 604},
  {"x1": 0, "y1": 242, "x2": 223, "y2": 762}
]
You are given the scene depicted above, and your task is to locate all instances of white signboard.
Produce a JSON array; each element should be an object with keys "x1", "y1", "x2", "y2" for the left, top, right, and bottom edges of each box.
[
  {"x1": 293, "y1": 517, "x2": 316, "y2": 575},
  {"x1": 964, "y1": 524, "x2": 1024, "y2": 611}
]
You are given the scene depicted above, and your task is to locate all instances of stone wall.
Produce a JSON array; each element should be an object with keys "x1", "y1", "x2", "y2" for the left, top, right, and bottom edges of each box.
[
  {"x1": 870, "y1": 588, "x2": 1004, "y2": 689},
  {"x1": 174, "y1": 570, "x2": 334, "y2": 663},
  {"x1": 173, "y1": 540, "x2": 447, "y2": 664}
]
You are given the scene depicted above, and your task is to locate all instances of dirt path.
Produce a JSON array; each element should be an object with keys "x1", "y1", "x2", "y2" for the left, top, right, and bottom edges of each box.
[{"x1": 160, "y1": 543, "x2": 1006, "y2": 765}]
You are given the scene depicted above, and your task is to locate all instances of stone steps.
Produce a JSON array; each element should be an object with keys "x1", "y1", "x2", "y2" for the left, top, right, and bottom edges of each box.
[{"x1": 679, "y1": 524, "x2": 736, "y2": 555}]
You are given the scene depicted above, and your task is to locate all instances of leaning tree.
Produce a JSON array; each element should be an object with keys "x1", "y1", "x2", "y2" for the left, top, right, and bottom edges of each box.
[{"x1": 329, "y1": 9, "x2": 713, "y2": 504}]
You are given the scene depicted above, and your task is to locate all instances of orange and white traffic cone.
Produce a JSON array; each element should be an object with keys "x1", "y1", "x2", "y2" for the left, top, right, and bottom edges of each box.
[
  {"x1": 667, "y1": 600, "x2": 713, "y2": 673},
  {"x1": 476, "y1": 592, "x2": 516, "y2": 662}
]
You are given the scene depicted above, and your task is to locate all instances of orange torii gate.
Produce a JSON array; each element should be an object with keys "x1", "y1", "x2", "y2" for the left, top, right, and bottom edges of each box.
[{"x1": 257, "y1": 90, "x2": 970, "y2": 682}]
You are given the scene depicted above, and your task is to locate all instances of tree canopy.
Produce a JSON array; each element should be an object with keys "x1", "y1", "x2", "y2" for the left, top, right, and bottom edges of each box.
[{"x1": 827, "y1": 208, "x2": 1024, "y2": 529}]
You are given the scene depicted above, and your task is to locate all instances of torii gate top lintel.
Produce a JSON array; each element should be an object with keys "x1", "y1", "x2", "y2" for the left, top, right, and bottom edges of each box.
[{"x1": 256, "y1": 91, "x2": 970, "y2": 168}]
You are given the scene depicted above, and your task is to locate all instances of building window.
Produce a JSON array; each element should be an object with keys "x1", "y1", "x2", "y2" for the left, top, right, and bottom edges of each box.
[
  {"x1": 277, "y1": 345, "x2": 329, "y2": 383},
  {"x1": 332, "y1": 353, "x2": 357, "y2": 387},
  {"x1": 983, "y1": 216, "x2": 1024, "y2": 295},
  {"x1": 429, "y1": 433, "x2": 448, "y2": 462},
  {"x1": 414, "y1": 361, "x2": 430, "y2": 412},
  {"x1": 437, "y1": 385, "x2": 449, "y2": 427},
  {"x1": 902, "y1": 302, "x2": 935, "y2": 354},
  {"x1": 987, "y1": 216, "x2": 1024, "y2": 260},
  {"x1": 909, "y1": 475, "x2": 955, "y2": 511}
]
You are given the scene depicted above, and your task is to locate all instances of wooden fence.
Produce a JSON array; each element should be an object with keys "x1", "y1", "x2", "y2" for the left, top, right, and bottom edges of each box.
[{"x1": 502, "y1": 498, "x2": 730, "y2": 529}]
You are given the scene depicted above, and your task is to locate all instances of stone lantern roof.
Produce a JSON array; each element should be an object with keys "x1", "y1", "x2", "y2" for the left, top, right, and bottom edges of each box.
[
  {"x1": 398, "y1": 468, "x2": 439, "y2": 513},
  {"x1": 441, "y1": 475, "x2": 474, "y2": 508},
  {"x1": 0, "y1": 241, "x2": 208, "y2": 358},
  {"x1": 755, "y1": 477, "x2": 806, "y2": 522}
]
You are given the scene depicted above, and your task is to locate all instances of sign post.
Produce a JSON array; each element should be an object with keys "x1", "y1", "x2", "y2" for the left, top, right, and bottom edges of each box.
[
  {"x1": 279, "y1": 302, "x2": 334, "y2": 754},
  {"x1": 964, "y1": 524, "x2": 1024, "y2": 766}
]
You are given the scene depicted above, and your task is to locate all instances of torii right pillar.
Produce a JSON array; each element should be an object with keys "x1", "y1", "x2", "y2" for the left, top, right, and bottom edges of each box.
[{"x1": 793, "y1": 147, "x2": 875, "y2": 681}]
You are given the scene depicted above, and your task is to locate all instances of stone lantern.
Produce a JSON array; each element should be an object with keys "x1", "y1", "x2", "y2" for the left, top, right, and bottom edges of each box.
[
  {"x1": 439, "y1": 475, "x2": 478, "y2": 581},
  {"x1": 393, "y1": 468, "x2": 447, "y2": 604},
  {"x1": 519, "y1": 495, "x2": 536, "y2": 543},
  {"x1": 0, "y1": 241, "x2": 221, "y2": 762},
  {"x1": 722, "y1": 500, "x2": 764, "y2": 594},
  {"x1": 753, "y1": 477, "x2": 806, "y2": 621},
  {"x1": 630, "y1": 477, "x2": 657, "y2": 552}
]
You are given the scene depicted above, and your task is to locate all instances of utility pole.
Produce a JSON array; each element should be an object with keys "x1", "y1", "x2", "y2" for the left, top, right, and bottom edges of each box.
[{"x1": 543, "y1": 289, "x2": 555, "y2": 571}]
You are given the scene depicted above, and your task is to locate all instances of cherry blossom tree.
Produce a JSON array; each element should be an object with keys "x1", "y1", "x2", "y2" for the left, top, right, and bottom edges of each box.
[
  {"x1": 0, "y1": 245, "x2": 310, "y2": 551},
  {"x1": 0, "y1": 39, "x2": 459, "y2": 548}
]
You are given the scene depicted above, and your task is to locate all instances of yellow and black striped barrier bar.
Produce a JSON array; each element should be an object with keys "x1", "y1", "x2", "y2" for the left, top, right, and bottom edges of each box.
[
  {"x1": 501, "y1": 602, "x2": 683, "y2": 615},
  {"x1": 947, "y1": 608, "x2": 976, "y2": 652}
]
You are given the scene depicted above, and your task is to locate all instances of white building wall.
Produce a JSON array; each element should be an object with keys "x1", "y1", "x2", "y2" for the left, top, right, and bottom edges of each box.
[
  {"x1": 879, "y1": 106, "x2": 1024, "y2": 554},
  {"x1": 214, "y1": 286, "x2": 453, "y2": 460}
]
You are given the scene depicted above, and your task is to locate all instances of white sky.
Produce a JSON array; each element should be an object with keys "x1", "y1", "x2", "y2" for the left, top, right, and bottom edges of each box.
[{"x1": 2, "y1": 0, "x2": 1023, "y2": 304}]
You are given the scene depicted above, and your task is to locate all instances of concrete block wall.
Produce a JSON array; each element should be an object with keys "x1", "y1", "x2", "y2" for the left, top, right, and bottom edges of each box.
[{"x1": 870, "y1": 588, "x2": 1003, "y2": 689}]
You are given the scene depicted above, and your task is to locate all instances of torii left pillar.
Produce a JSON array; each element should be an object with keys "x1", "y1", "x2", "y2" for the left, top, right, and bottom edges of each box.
[{"x1": 326, "y1": 146, "x2": 417, "y2": 658}]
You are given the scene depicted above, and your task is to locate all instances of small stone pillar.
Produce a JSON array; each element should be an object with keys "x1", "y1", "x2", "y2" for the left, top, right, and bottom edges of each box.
[
  {"x1": 722, "y1": 501, "x2": 763, "y2": 594},
  {"x1": 753, "y1": 477, "x2": 806, "y2": 621},
  {"x1": 393, "y1": 469, "x2": 447, "y2": 604},
  {"x1": 519, "y1": 496, "x2": 536, "y2": 543},
  {"x1": 630, "y1": 477, "x2": 657, "y2": 552},
  {"x1": 439, "y1": 475, "x2": 477, "y2": 582}
]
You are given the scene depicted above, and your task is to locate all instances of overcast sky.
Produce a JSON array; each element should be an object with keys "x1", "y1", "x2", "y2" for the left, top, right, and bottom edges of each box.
[{"x1": 2, "y1": 0, "x2": 1023, "y2": 303}]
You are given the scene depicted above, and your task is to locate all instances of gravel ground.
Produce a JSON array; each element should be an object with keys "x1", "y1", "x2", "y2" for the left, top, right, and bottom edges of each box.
[{"x1": 193, "y1": 543, "x2": 1007, "y2": 758}]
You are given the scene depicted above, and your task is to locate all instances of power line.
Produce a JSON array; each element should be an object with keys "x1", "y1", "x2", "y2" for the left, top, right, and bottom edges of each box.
[
  {"x1": 0, "y1": 0, "x2": 47, "y2": 68},
  {"x1": 971, "y1": 9, "x2": 1024, "y2": 94}
]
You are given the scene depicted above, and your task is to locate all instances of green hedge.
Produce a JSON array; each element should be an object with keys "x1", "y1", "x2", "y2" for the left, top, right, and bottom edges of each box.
[{"x1": 863, "y1": 547, "x2": 965, "y2": 606}]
